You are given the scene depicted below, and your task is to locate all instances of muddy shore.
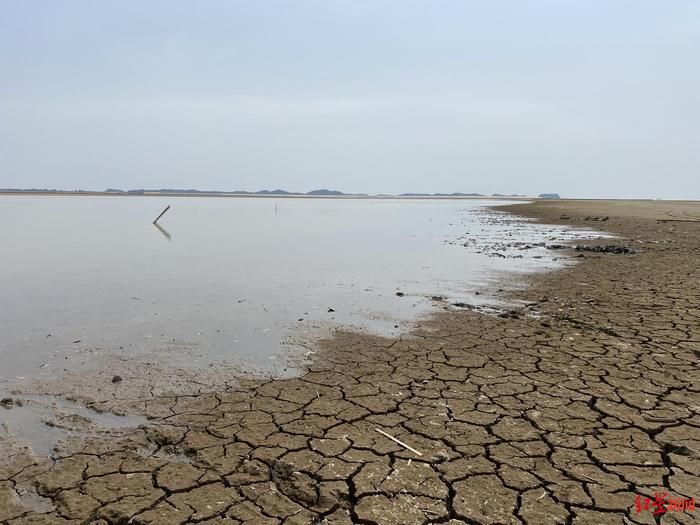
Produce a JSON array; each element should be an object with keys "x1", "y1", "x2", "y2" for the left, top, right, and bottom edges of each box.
[{"x1": 1, "y1": 199, "x2": 698, "y2": 525}]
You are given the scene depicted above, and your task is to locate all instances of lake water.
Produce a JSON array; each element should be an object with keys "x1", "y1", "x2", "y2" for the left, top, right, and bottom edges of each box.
[{"x1": 0, "y1": 196, "x2": 601, "y2": 389}]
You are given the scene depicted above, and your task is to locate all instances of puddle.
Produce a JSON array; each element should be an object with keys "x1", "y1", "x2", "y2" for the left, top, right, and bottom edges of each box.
[{"x1": 1, "y1": 395, "x2": 150, "y2": 457}]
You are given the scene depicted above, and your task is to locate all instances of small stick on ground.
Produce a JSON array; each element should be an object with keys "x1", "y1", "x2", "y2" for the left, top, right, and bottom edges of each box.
[
  {"x1": 153, "y1": 205, "x2": 171, "y2": 225},
  {"x1": 643, "y1": 415, "x2": 677, "y2": 423},
  {"x1": 375, "y1": 428, "x2": 423, "y2": 456}
]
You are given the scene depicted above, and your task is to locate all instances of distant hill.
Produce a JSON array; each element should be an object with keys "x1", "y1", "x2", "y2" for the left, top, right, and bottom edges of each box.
[
  {"x1": 3, "y1": 187, "x2": 526, "y2": 199},
  {"x1": 2, "y1": 188, "x2": 67, "y2": 193},
  {"x1": 106, "y1": 188, "x2": 369, "y2": 196},
  {"x1": 306, "y1": 189, "x2": 344, "y2": 196},
  {"x1": 103, "y1": 188, "x2": 335, "y2": 196},
  {"x1": 255, "y1": 189, "x2": 301, "y2": 195},
  {"x1": 399, "y1": 192, "x2": 483, "y2": 197},
  {"x1": 105, "y1": 188, "x2": 312, "y2": 195},
  {"x1": 538, "y1": 193, "x2": 561, "y2": 199}
]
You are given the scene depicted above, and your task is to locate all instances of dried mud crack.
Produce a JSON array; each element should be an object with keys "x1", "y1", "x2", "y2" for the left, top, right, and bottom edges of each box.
[{"x1": 1, "y1": 200, "x2": 699, "y2": 525}]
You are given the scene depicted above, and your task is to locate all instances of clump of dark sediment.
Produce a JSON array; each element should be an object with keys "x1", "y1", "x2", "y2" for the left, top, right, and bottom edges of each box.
[
  {"x1": 546, "y1": 243, "x2": 640, "y2": 254},
  {"x1": 574, "y1": 244, "x2": 639, "y2": 254}
]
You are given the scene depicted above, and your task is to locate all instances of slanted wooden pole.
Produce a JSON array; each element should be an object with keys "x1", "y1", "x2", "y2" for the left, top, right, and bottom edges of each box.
[{"x1": 153, "y1": 205, "x2": 170, "y2": 225}]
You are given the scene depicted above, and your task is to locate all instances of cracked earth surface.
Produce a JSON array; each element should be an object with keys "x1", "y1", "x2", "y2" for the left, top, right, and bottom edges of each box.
[{"x1": 1, "y1": 200, "x2": 699, "y2": 525}]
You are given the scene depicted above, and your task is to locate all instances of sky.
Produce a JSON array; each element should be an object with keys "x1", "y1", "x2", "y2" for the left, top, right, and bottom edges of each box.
[{"x1": 1, "y1": 1, "x2": 698, "y2": 199}]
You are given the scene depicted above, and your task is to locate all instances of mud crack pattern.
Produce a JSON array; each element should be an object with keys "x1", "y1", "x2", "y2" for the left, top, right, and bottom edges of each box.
[{"x1": 1, "y1": 200, "x2": 699, "y2": 525}]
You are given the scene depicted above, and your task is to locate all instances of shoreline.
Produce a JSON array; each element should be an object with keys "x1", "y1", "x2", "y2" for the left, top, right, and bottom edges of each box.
[
  {"x1": 0, "y1": 203, "x2": 594, "y2": 428},
  {"x1": 1, "y1": 199, "x2": 698, "y2": 524},
  {"x1": 0, "y1": 202, "x2": 598, "y2": 455}
]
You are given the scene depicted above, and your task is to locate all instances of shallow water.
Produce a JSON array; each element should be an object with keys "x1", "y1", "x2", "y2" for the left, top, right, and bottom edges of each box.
[
  {"x1": 0, "y1": 195, "x2": 613, "y2": 455},
  {"x1": 0, "y1": 196, "x2": 602, "y2": 387},
  {"x1": 0, "y1": 394, "x2": 150, "y2": 455}
]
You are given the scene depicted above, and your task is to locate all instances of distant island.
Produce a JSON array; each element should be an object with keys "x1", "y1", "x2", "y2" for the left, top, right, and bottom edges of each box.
[
  {"x1": 538, "y1": 193, "x2": 561, "y2": 199},
  {"x1": 104, "y1": 188, "x2": 362, "y2": 196},
  {"x1": 1, "y1": 188, "x2": 553, "y2": 198}
]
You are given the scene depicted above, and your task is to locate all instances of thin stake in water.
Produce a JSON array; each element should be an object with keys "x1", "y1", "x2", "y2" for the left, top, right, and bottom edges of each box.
[{"x1": 153, "y1": 205, "x2": 170, "y2": 225}]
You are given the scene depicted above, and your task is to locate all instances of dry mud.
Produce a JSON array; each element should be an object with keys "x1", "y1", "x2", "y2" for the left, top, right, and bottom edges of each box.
[{"x1": 1, "y1": 199, "x2": 699, "y2": 525}]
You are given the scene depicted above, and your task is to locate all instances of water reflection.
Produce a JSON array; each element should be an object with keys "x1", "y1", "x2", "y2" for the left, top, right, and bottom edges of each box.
[{"x1": 153, "y1": 221, "x2": 172, "y2": 241}]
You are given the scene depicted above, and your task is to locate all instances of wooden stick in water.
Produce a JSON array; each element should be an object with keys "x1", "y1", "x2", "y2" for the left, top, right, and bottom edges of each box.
[
  {"x1": 375, "y1": 428, "x2": 423, "y2": 456},
  {"x1": 153, "y1": 205, "x2": 171, "y2": 225}
]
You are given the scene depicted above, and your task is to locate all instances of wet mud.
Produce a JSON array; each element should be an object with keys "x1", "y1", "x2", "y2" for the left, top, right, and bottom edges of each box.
[{"x1": 1, "y1": 199, "x2": 699, "y2": 525}]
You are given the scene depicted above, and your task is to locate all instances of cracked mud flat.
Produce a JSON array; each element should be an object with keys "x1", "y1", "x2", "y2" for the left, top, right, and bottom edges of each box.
[{"x1": 1, "y1": 199, "x2": 699, "y2": 525}]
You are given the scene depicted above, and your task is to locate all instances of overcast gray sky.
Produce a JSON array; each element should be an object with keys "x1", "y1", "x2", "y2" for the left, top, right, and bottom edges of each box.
[{"x1": 1, "y1": 1, "x2": 698, "y2": 198}]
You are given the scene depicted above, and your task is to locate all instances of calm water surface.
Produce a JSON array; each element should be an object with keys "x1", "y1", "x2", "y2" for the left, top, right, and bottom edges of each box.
[{"x1": 0, "y1": 196, "x2": 597, "y2": 386}]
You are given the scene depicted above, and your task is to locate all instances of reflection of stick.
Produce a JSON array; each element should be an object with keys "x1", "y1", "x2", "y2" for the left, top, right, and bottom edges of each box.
[
  {"x1": 375, "y1": 428, "x2": 423, "y2": 456},
  {"x1": 153, "y1": 221, "x2": 171, "y2": 241},
  {"x1": 153, "y1": 205, "x2": 170, "y2": 224}
]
